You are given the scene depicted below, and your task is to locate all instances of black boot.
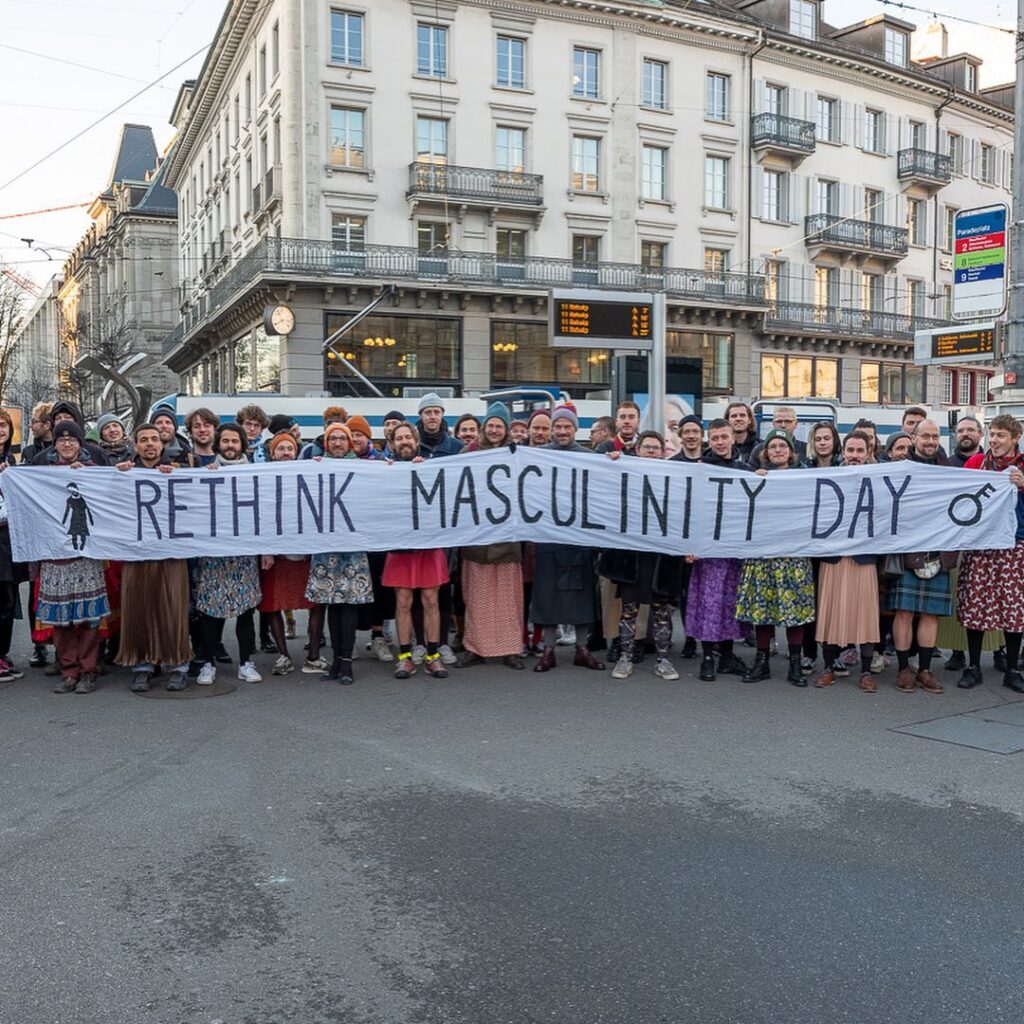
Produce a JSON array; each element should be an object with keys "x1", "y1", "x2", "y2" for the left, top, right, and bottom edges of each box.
[
  {"x1": 787, "y1": 653, "x2": 806, "y2": 686},
  {"x1": 29, "y1": 644, "x2": 48, "y2": 668},
  {"x1": 994, "y1": 648, "x2": 1008, "y2": 673},
  {"x1": 944, "y1": 650, "x2": 966, "y2": 672},
  {"x1": 698, "y1": 654, "x2": 716, "y2": 681},
  {"x1": 742, "y1": 651, "x2": 771, "y2": 684},
  {"x1": 321, "y1": 658, "x2": 341, "y2": 681},
  {"x1": 957, "y1": 665, "x2": 983, "y2": 689},
  {"x1": 681, "y1": 637, "x2": 697, "y2": 659},
  {"x1": 718, "y1": 651, "x2": 748, "y2": 676}
]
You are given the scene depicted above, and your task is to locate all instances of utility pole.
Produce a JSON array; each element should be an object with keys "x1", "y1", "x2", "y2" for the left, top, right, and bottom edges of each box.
[{"x1": 1005, "y1": 0, "x2": 1024, "y2": 387}]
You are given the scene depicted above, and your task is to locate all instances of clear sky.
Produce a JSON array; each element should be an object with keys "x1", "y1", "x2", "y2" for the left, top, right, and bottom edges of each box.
[{"x1": 0, "y1": 0, "x2": 1015, "y2": 289}]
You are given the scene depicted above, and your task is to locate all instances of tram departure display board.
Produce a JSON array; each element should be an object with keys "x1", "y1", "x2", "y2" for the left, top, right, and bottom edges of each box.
[
  {"x1": 914, "y1": 322, "x2": 997, "y2": 366},
  {"x1": 549, "y1": 289, "x2": 655, "y2": 349}
]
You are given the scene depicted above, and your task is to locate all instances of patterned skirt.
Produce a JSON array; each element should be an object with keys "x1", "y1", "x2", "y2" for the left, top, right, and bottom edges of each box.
[
  {"x1": 815, "y1": 558, "x2": 879, "y2": 645},
  {"x1": 306, "y1": 550, "x2": 373, "y2": 605},
  {"x1": 935, "y1": 567, "x2": 1002, "y2": 650},
  {"x1": 193, "y1": 555, "x2": 261, "y2": 618},
  {"x1": 883, "y1": 569, "x2": 952, "y2": 617},
  {"x1": 37, "y1": 558, "x2": 110, "y2": 627},
  {"x1": 462, "y1": 560, "x2": 524, "y2": 658},
  {"x1": 259, "y1": 557, "x2": 313, "y2": 612},
  {"x1": 382, "y1": 549, "x2": 449, "y2": 590},
  {"x1": 684, "y1": 557, "x2": 743, "y2": 642},
  {"x1": 736, "y1": 557, "x2": 815, "y2": 627},
  {"x1": 957, "y1": 541, "x2": 1024, "y2": 633}
]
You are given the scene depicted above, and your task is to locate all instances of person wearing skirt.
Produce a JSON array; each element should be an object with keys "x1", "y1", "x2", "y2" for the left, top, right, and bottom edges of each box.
[
  {"x1": 383, "y1": 546, "x2": 450, "y2": 679},
  {"x1": 306, "y1": 549, "x2": 373, "y2": 684},
  {"x1": 193, "y1": 553, "x2": 262, "y2": 685}
]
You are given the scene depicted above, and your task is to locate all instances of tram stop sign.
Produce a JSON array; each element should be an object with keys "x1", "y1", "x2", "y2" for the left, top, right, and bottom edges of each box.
[{"x1": 549, "y1": 289, "x2": 655, "y2": 350}]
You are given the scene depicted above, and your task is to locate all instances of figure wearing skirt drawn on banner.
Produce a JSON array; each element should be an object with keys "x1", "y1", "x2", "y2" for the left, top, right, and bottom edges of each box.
[{"x1": 62, "y1": 482, "x2": 94, "y2": 551}]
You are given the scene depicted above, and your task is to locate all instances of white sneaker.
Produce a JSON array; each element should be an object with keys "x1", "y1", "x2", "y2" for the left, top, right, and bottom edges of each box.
[
  {"x1": 411, "y1": 644, "x2": 426, "y2": 665},
  {"x1": 196, "y1": 662, "x2": 216, "y2": 686},
  {"x1": 870, "y1": 652, "x2": 887, "y2": 674},
  {"x1": 655, "y1": 658, "x2": 679, "y2": 680},
  {"x1": 611, "y1": 656, "x2": 633, "y2": 680},
  {"x1": 438, "y1": 643, "x2": 457, "y2": 665},
  {"x1": 372, "y1": 635, "x2": 394, "y2": 662},
  {"x1": 302, "y1": 656, "x2": 328, "y2": 673},
  {"x1": 238, "y1": 661, "x2": 263, "y2": 683},
  {"x1": 272, "y1": 655, "x2": 293, "y2": 676},
  {"x1": 556, "y1": 625, "x2": 576, "y2": 646}
]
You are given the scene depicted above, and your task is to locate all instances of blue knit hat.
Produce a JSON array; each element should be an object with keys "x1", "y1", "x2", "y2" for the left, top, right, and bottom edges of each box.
[{"x1": 484, "y1": 401, "x2": 510, "y2": 427}]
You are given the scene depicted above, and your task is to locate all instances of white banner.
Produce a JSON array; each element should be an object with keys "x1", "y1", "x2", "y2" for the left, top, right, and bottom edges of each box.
[{"x1": 1, "y1": 450, "x2": 1016, "y2": 562}]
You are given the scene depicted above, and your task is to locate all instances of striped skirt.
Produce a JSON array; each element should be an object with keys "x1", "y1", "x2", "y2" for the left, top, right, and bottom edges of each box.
[{"x1": 462, "y1": 560, "x2": 524, "y2": 658}]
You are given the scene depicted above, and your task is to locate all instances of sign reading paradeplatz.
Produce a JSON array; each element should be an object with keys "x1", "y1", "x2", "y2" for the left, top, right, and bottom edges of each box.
[
  {"x1": 953, "y1": 204, "x2": 1008, "y2": 320},
  {"x1": 549, "y1": 289, "x2": 654, "y2": 350},
  {"x1": 914, "y1": 322, "x2": 998, "y2": 367}
]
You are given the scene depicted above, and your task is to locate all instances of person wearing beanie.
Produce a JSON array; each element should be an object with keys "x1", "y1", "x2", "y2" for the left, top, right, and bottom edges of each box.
[
  {"x1": 416, "y1": 396, "x2": 463, "y2": 459},
  {"x1": 299, "y1": 405, "x2": 347, "y2": 460},
  {"x1": 48, "y1": 401, "x2": 110, "y2": 465},
  {"x1": 551, "y1": 405, "x2": 578, "y2": 431},
  {"x1": 510, "y1": 419, "x2": 529, "y2": 444},
  {"x1": 150, "y1": 404, "x2": 194, "y2": 465},
  {"x1": 671, "y1": 414, "x2": 704, "y2": 463},
  {"x1": 96, "y1": 412, "x2": 134, "y2": 464},
  {"x1": 529, "y1": 406, "x2": 605, "y2": 674},
  {"x1": 884, "y1": 431, "x2": 913, "y2": 462},
  {"x1": 346, "y1": 415, "x2": 380, "y2": 460},
  {"x1": 456, "y1": 403, "x2": 525, "y2": 670}
]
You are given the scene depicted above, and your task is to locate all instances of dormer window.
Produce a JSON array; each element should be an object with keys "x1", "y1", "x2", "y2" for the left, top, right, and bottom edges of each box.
[
  {"x1": 884, "y1": 28, "x2": 907, "y2": 67},
  {"x1": 789, "y1": 0, "x2": 816, "y2": 39},
  {"x1": 966, "y1": 63, "x2": 977, "y2": 92}
]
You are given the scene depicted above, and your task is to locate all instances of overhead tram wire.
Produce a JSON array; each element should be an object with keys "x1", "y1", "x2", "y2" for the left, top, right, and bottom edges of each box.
[{"x1": 878, "y1": 0, "x2": 1015, "y2": 35}]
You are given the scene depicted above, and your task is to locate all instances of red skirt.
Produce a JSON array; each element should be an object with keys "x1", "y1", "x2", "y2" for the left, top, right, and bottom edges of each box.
[
  {"x1": 382, "y1": 549, "x2": 449, "y2": 590},
  {"x1": 957, "y1": 541, "x2": 1024, "y2": 633},
  {"x1": 259, "y1": 557, "x2": 313, "y2": 612}
]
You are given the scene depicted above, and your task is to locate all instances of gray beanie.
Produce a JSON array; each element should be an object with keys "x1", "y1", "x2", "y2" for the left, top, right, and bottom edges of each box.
[
  {"x1": 96, "y1": 412, "x2": 124, "y2": 434},
  {"x1": 418, "y1": 392, "x2": 445, "y2": 413}
]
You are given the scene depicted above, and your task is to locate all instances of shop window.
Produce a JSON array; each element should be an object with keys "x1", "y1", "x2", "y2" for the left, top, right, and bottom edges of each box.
[{"x1": 490, "y1": 320, "x2": 609, "y2": 393}]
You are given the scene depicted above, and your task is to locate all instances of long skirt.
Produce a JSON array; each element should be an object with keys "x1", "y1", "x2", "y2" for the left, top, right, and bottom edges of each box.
[
  {"x1": 884, "y1": 569, "x2": 952, "y2": 617},
  {"x1": 259, "y1": 557, "x2": 313, "y2": 612},
  {"x1": 684, "y1": 558, "x2": 743, "y2": 642},
  {"x1": 116, "y1": 559, "x2": 191, "y2": 667},
  {"x1": 815, "y1": 558, "x2": 880, "y2": 645},
  {"x1": 735, "y1": 557, "x2": 815, "y2": 627},
  {"x1": 462, "y1": 561, "x2": 524, "y2": 658},
  {"x1": 957, "y1": 541, "x2": 1024, "y2": 633},
  {"x1": 36, "y1": 558, "x2": 110, "y2": 627},
  {"x1": 936, "y1": 567, "x2": 1002, "y2": 650}
]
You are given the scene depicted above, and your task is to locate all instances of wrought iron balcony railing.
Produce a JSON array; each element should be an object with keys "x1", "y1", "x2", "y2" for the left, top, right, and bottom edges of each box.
[
  {"x1": 764, "y1": 301, "x2": 947, "y2": 339},
  {"x1": 897, "y1": 148, "x2": 953, "y2": 184},
  {"x1": 407, "y1": 162, "x2": 544, "y2": 206},
  {"x1": 751, "y1": 113, "x2": 816, "y2": 153},
  {"x1": 805, "y1": 214, "x2": 909, "y2": 258}
]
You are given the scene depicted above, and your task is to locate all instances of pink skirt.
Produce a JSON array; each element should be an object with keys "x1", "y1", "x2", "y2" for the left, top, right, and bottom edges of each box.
[
  {"x1": 462, "y1": 560, "x2": 524, "y2": 657},
  {"x1": 382, "y1": 549, "x2": 449, "y2": 590},
  {"x1": 815, "y1": 558, "x2": 880, "y2": 645}
]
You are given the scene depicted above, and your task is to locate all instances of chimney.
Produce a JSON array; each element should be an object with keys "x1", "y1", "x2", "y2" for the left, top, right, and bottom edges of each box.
[{"x1": 912, "y1": 21, "x2": 948, "y2": 63}]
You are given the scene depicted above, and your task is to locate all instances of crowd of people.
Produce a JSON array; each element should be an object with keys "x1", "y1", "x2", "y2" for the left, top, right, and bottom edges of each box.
[{"x1": 1, "y1": 393, "x2": 1022, "y2": 699}]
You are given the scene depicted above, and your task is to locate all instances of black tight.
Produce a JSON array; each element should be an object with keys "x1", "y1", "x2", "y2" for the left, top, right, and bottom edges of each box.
[
  {"x1": 0, "y1": 580, "x2": 17, "y2": 657},
  {"x1": 756, "y1": 625, "x2": 804, "y2": 652},
  {"x1": 822, "y1": 642, "x2": 874, "y2": 673},
  {"x1": 199, "y1": 610, "x2": 254, "y2": 665},
  {"x1": 968, "y1": 629, "x2": 1021, "y2": 670},
  {"x1": 328, "y1": 604, "x2": 359, "y2": 663}
]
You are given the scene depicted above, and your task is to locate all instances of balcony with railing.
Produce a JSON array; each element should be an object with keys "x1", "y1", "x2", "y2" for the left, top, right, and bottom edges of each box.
[
  {"x1": 764, "y1": 301, "x2": 947, "y2": 340},
  {"x1": 897, "y1": 148, "x2": 952, "y2": 191},
  {"x1": 804, "y1": 214, "x2": 908, "y2": 263},
  {"x1": 407, "y1": 162, "x2": 544, "y2": 212},
  {"x1": 750, "y1": 113, "x2": 816, "y2": 163}
]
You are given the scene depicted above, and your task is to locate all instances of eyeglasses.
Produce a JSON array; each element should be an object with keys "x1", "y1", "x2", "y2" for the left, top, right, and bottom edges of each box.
[{"x1": 55, "y1": 437, "x2": 79, "y2": 444}]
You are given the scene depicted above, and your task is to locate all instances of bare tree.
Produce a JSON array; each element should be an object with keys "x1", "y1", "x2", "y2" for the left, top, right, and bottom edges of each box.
[{"x1": 0, "y1": 276, "x2": 24, "y2": 405}]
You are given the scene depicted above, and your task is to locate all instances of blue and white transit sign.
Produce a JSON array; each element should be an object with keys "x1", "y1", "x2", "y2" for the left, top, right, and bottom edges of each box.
[{"x1": 953, "y1": 204, "x2": 1008, "y2": 320}]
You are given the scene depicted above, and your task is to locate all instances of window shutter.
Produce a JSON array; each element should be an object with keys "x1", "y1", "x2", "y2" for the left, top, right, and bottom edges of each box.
[
  {"x1": 840, "y1": 101, "x2": 853, "y2": 144},
  {"x1": 754, "y1": 79, "x2": 766, "y2": 114},
  {"x1": 886, "y1": 115, "x2": 897, "y2": 156},
  {"x1": 853, "y1": 104, "x2": 865, "y2": 149},
  {"x1": 806, "y1": 175, "x2": 817, "y2": 216},
  {"x1": 788, "y1": 172, "x2": 801, "y2": 224},
  {"x1": 752, "y1": 166, "x2": 764, "y2": 218}
]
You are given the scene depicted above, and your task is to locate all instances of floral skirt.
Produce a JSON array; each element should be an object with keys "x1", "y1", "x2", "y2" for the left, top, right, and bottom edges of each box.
[
  {"x1": 306, "y1": 550, "x2": 373, "y2": 605},
  {"x1": 736, "y1": 557, "x2": 815, "y2": 627},
  {"x1": 193, "y1": 555, "x2": 261, "y2": 618},
  {"x1": 37, "y1": 558, "x2": 110, "y2": 627}
]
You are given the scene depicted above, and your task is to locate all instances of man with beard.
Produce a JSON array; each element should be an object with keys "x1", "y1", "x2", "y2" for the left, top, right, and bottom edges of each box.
[
  {"x1": 383, "y1": 422, "x2": 450, "y2": 679},
  {"x1": 416, "y1": 395, "x2": 463, "y2": 458},
  {"x1": 185, "y1": 407, "x2": 220, "y2": 467},
  {"x1": 908, "y1": 419, "x2": 949, "y2": 465},
  {"x1": 948, "y1": 416, "x2": 983, "y2": 467},
  {"x1": 151, "y1": 404, "x2": 194, "y2": 465},
  {"x1": 671, "y1": 414, "x2": 704, "y2": 463},
  {"x1": 21, "y1": 402, "x2": 53, "y2": 463}
]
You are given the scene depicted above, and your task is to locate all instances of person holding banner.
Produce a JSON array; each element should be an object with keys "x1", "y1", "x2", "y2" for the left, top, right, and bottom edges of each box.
[
  {"x1": 956, "y1": 414, "x2": 1024, "y2": 693},
  {"x1": 305, "y1": 422, "x2": 374, "y2": 685},
  {"x1": 736, "y1": 430, "x2": 816, "y2": 686},
  {"x1": 685, "y1": 419, "x2": 750, "y2": 682},
  {"x1": 383, "y1": 422, "x2": 450, "y2": 679},
  {"x1": 0, "y1": 409, "x2": 27, "y2": 684},
  {"x1": 192, "y1": 424, "x2": 262, "y2": 686},
  {"x1": 114, "y1": 423, "x2": 192, "y2": 693},
  {"x1": 671, "y1": 415, "x2": 705, "y2": 464},
  {"x1": 33, "y1": 419, "x2": 110, "y2": 694},
  {"x1": 814, "y1": 431, "x2": 881, "y2": 693}
]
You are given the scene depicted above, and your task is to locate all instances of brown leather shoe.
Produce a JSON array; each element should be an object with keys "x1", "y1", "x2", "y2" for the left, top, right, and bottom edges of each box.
[
  {"x1": 532, "y1": 646, "x2": 556, "y2": 673},
  {"x1": 814, "y1": 669, "x2": 837, "y2": 688},
  {"x1": 573, "y1": 645, "x2": 606, "y2": 671},
  {"x1": 858, "y1": 673, "x2": 877, "y2": 693},
  {"x1": 917, "y1": 669, "x2": 944, "y2": 694},
  {"x1": 896, "y1": 667, "x2": 917, "y2": 692}
]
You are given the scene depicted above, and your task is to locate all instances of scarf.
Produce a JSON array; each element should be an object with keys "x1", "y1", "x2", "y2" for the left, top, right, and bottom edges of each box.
[
  {"x1": 99, "y1": 437, "x2": 135, "y2": 463},
  {"x1": 983, "y1": 449, "x2": 1024, "y2": 473}
]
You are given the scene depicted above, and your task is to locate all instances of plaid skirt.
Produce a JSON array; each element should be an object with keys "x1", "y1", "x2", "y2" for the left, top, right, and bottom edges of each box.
[{"x1": 883, "y1": 568, "x2": 952, "y2": 617}]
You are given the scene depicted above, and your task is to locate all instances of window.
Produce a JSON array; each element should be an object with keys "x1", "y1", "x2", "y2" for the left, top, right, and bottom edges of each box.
[
  {"x1": 980, "y1": 143, "x2": 994, "y2": 183},
  {"x1": 233, "y1": 95, "x2": 240, "y2": 139},
  {"x1": 762, "y1": 169, "x2": 786, "y2": 221},
  {"x1": 943, "y1": 283, "x2": 953, "y2": 319},
  {"x1": 331, "y1": 11, "x2": 364, "y2": 65},
  {"x1": 944, "y1": 206, "x2": 958, "y2": 252},
  {"x1": 884, "y1": 28, "x2": 907, "y2": 66},
  {"x1": 496, "y1": 228, "x2": 526, "y2": 259},
  {"x1": 640, "y1": 240, "x2": 666, "y2": 269},
  {"x1": 255, "y1": 326, "x2": 280, "y2": 391},
  {"x1": 907, "y1": 198, "x2": 926, "y2": 245},
  {"x1": 572, "y1": 234, "x2": 600, "y2": 264},
  {"x1": 704, "y1": 248, "x2": 729, "y2": 274},
  {"x1": 259, "y1": 44, "x2": 267, "y2": 96},
  {"x1": 331, "y1": 214, "x2": 366, "y2": 247},
  {"x1": 417, "y1": 220, "x2": 449, "y2": 252},
  {"x1": 765, "y1": 260, "x2": 787, "y2": 307},
  {"x1": 704, "y1": 155, "x2": 729, "y2": 209},
  {"x1": 571, "y1": 135, "x2": 600, "y2": 192},
  {"x1": 491, "y1": 321, "x2": 610, "y2": 392},
  {"x1": 861, "y1": 273, "x2": 883, "y2": 311},
  {"x1": 417, "y1": 23, "x2": 448, "y2": 78},
  {"x1": 641, "y1": 145, "x2": 667, "y2": 201},
  {"x1": 864, "y1": 108, "x2": 883, "y2": 153},
  {"x1": 670, "y1": 331, "x2": 734, "y2": 395},
  {"x1": 765, "y1": 84, "x2": 787, "y2": 116},
  {"x1": 958, "y1": 372, "x2": 972, "y2": 405},
  {"x1": 907, "y1": 280, "x2": 925, "y2": 318},
  {"x1": 705, "y1": 73, "x2": 729, "y2": 122},
  {"x1": 496, "y1": 36, "x2": 525, "y2": 89},
  {"x1": 272, "y1": 22, "x2": 280, "y2": 77},
  {"x1": 244, "y1": 73, "x2": 252, "y2": 121},
  {"x1": 234, "y1": 327, "x2": 281, "y2": 392},
  {"x1": 761, "y1": 354, "x2": 839, "y2": 400},
  {"x1": 942, "y1": 370, "x2": 954, "y2": 404},
  {"x1": 572, "y1": 47, "x2": 599, "y2": 99},
  {"x1": 642, "y1": 59, "x2": 667, "y2": 110},
  {"x1": 495, "y1": 127, "x2": 525, "y2": 172},
  {"x1": 816, "y1": 96, "x2": 839, "y2": 142},
  {"x1": 864, "y1": 188, "x2": 883, "y2": 223},
  {"x1": 817, "y1": 178, "x2": 838, "y2": 215},
  {"x1": 861, "y1": 362, "x2": 925, "y2": 404},
  {"x1": 326, "y1": 312, "x2": 460, "y2": 389},
  {"x1": 966, "y1": 64, "x2": 977, "y2": 93},
  {"x1": 329, "y1": 107, "x2": 365, "y2": 167},
  {"x1": 909, "y1": 120, "x2": 926, "y2": 150},
  {"x1": 415, "y1": 116, "x2": 448, "y2": 163},
  {"x1": 946, "y1": 132, "x2": 964, "y2": 174},
  {"x1": 814, "y1": 266, "x2": 839, "y2": 308},
  {"x1": 789, "y1": 0, "x2": 816, "y2": 39}
]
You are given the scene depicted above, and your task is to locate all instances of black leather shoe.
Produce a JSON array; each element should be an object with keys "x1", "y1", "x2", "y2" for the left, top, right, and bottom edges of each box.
[
  {"x1": 681, "y1": 638, "x2": 697, "y2": 659},
  {"x1": 787, "y1": 654, "x2": 806, "y2": 686},
  {"x1": 742, "y1": 652, "x2": 771, "y2": 684},
  {"x1": 29, "y1": 645, "x2": 48, "y2": 668},
  {"x1": 944, "y1": 651, "x2": 966, "y2": 672},
  {"x1": 718, "y1": 653, "x2": 748, "y2": 676},
  {"x1": 1002, "y1": 670, "x2": 1024, "y2": 694},
  {"x1": 957, "y1": 665, "x2": 983, "y2": 689},
  {"x1": 698, "y1": 654, "x2": 716, "y2": 681},
  {"x1": 994, "y1": 648, "x2": 1008, "y2": 674}
]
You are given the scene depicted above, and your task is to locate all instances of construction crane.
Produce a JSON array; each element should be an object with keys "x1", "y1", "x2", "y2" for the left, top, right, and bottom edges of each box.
[{"x1": 1, "y1": 266, "x2": 43, "y2": 298}]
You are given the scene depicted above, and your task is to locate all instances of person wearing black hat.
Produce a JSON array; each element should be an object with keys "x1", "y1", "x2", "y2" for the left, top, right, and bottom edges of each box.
[
  {"x1": 49, "y1": 401, "x2": 110, "y2": 466},
  {"x1": 671, "y1": 414, "x2": 704, "y2": 463}
]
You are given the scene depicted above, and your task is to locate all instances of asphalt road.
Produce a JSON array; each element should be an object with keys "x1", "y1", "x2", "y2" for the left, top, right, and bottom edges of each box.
[{"x1": 2, "y1": 613, "x2": 1024, "y2": 1024}]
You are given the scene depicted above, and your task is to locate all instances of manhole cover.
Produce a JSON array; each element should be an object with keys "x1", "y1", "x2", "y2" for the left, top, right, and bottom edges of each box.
[{"x1": 134, "y1": 679, "x2": 237, "y2": 700}]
